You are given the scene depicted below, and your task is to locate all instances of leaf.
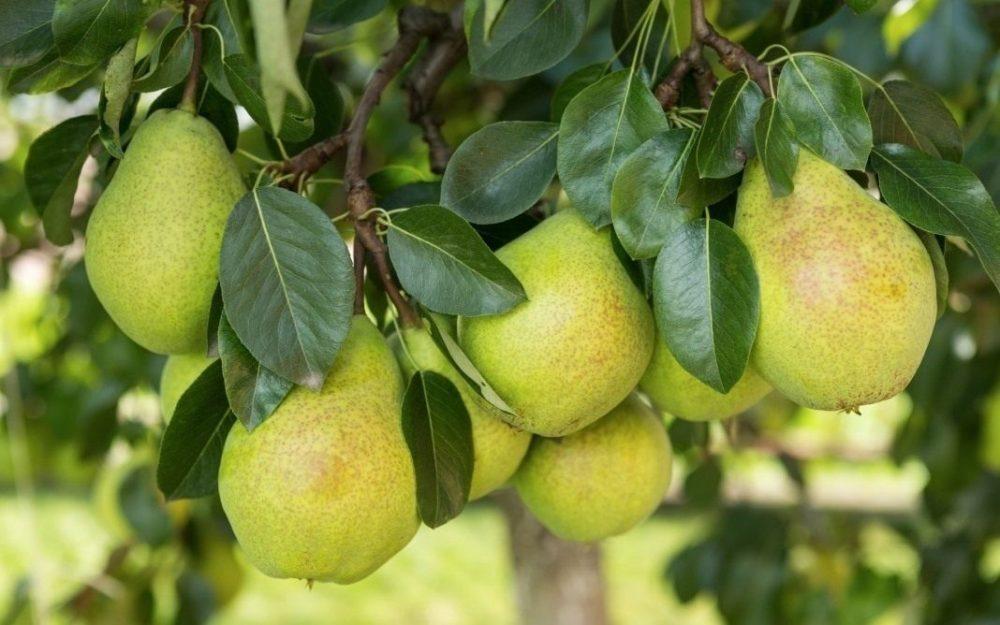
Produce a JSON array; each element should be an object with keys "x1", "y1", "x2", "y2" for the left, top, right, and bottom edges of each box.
[
  {"x1": 219, "y1": 187, "x2": 355, "y2": 389},
  {"x1": 222, "y1": 53, "x2": 313, "y2": 141},
  {"x1": 900, "y1": 0, "x2": 990, "y2": 94},
  {"x1": 217, "y1": 313, "x2": 293, "y2": 431},
  {"x1": 441, "y1": 121, "x2": 558, "y2": 225},
  {"x1": 132, "y1": 26, "x2": 193, "y2": 93},
  {"x1": 401, "y1": 370, "x2": 474, "y2": 528},
  {"x1": 466, "y1": 0, "x2": 588, "y2": 81},
  {"x1": 156, "y1": 361, "x2": 236, "y2": 500},
  {"x1": 778, "y1": 54, "x2": 872, "y2": 170},
  {"x1": 248, "y1": 0, "x2": 312, "y2": 137},
  {"x1": 0, "y1": 0, "x2": 55, "y2": 68},
  {"x1": 611, "y1": 0, "x2": 670, "y2": 74},
  {"x1": 206, "y1": 285, "x2": 223, "y2": 357},
  {"x1": 6, "y1": 49, "x2": 97, "y2": 93},
  {"x1": 24, "y1": 115, "x2": 97, "y2": 245},
  {"x1": 279, "y1": 56, "x2": 345, "y2": 154},
  {"x1": 52, "y1": 0, "x2": 150, "y2": 66},
  {"x1": 98, "y1": 37, "x2": 137, "y2": 158},
  {"x1": 696, "y1": 74, "x2": 765, "y2": 179},
  {"x1": 753, "y1": 99, "x2": 799, "y2": 198},
  {"x1": 558, "y1": 69, "x2": 670, "y2": 227},
  {"x1": 202, "y1": 0, "x2": 246, "y2": 102},
  {"x1": 677, "y1": 133, "x2": 741, "y2": 209},
  {"x1": 386, "y1": 205, "x2": 526, "y2": 316},
  {"x1": 309, "y1": 0, "x2": 387, "y2": 32},
  {"x1": 611, "y1": 129, "x2": 698, "y2": 259},
  {"x1": 918, "y1": 231, "x2": 948, "y2": 320},
  {"x1": 652, "y1": 218, "x2": 760, "y2": 393},
  {"x1": 871, "y1": 144, "x2": 1000, "y2": 291},
  {"x1": 868, "y1": 80, "x2": 962, "y2": 162},
  {"x1": 550, "y1": 63, "x2": 605, "y2": 121},
  {"x1": 119, "y1": 465, "x2": 173, "y2": 545},
  {"x1": 846, "y1": 0, "x2": 877, "y2": 12}
]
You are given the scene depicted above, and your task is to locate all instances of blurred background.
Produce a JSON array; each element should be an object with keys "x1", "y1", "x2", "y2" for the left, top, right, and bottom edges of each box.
[{"x1": 0, "y1": 0, "x2": 998, "y2": 623}]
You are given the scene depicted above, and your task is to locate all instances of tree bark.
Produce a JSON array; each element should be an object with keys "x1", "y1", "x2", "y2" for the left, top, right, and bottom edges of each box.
[{"x1": 494, "y1": 491, "x2": 609, "y2": 625}]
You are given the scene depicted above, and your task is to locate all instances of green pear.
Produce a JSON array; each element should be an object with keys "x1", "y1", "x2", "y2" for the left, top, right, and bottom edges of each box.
[
  {"x1": 735, "y1": 149, "x2": 936, "y2": 410},
  {"x1": 159, "y1": 352, "x2": 215, "y2": 422},
  {"x1": 218, "y1": 316, "x2": 418, "y2": 583},
  {"x1": 514, "y1": 395, "x2": 672, "y2": 542},
  {"x1": 391, "y1": 326, "x2": 531, "y2": 500},
  {"x1": 640, "y1": 335, "x2": 771, "y2": 421},
  {"x1": 458, "y1": 209, "x2": 655, "y2": 436},
  {"x1": 85, "y1": 109, "x2": 245, "y2": 354}
]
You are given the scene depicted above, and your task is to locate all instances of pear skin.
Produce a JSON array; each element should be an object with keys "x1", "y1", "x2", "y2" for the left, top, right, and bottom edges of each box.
[
  {"x1": 85, "y1": 109, "x2": 245, "y2": 354},
  {"x1": 458, "y1": 209, "x2": 655, "y2": 436},
  {"x1": 735, "y1": 150, "x2": 936, "y2": 410},
  {"x1": 391, "y1": 326, "x2": 531, "y2": 500},
  {"x1": 159, "y1": 352, "x2": 215, "y2": 422},
  {"x1": 218, "y1": 316, "x2": 418, "y2": 583},
  {"x1": 514, "y1": 395, "x2": 672, "y2": 542},
  {"x1": 640, "y1": 335, "x2": 771, "y2": 421}
]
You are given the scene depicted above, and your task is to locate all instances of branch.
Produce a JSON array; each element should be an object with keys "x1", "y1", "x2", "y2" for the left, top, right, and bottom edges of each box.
[{"x1": 180, "y1": 0, "x2": 210, "y2": 112}]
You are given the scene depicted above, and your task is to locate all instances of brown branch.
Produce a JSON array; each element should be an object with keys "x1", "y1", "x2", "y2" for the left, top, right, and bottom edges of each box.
[
  {"x1": 275, "y1": 132, "x2": 347, "y2": 189},
  {"x1": 180, "y1": 0, "x2": 210, "y2": 112}
]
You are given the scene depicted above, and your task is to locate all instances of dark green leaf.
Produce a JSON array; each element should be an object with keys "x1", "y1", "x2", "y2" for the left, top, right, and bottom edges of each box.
[
  {"x1": 868, "y1": 80, "x2": 962, "y2": 162},
  {"x1": 98, "y1": 38, "x2": 137, "y2": 158},
  {"x1": 466, "y1": 0, "x2": 588, "y2": 81},
  {"x1": 918, "y1": 231, "x2": 948, "y2": 320},
  {"x1": 678, "y1": 134, "x2": 741, "y2": 209},
  {"x1": 474, "y1": 213, "x2": 541, "y2": 250},
  {"x1": 220, "y1": 187, "x2": 355, "y2": 389},
  {"x1": 871, "y1": 144, "x2": 1000, "y2": 290},
  {"x1": 6, "y1": 49, "x2": 97, "y2": 93},
  {"x1": 683, "y1": 456, "x2": 722, "y2": 506},
  {"x1": 52, "y1": 0, "x2": 149, "y2": 66},
  {"x1": 279, "y1": 56, "x2": 344, "y2": 154},
  {"x1": 222, "y1": 53, "x2": 313, "y2": 141},
  {"x1": 611, "y1": 128, "x2": 698, "y2": 259},
  {"x1": 441, "y1": 121, "x2": 558, "y2": 225},
  {"x1": 24, "y1": 115, "x2": 97, "y2": 245},
  {"x1": 156, "y1": 361, "x2": 236, "y2": 500},
  {"x1": 119, "y1": 465, "x2": 173, "y2": 545},
  {"x1": 0, "y1": 0, "x2": 55, "y2": 68},
  {"x1": 133, "y1": 26, "x2": 193, "y2": 92},
  {"x1": 206, "y1": 284, "x2": 223, "y2": 357},
  {"x1": 753, "y1": 99, "x2": 799, "y2": 198},
  {"x1": 697, "y1": 74, "x2": 764, "y2": 179},
  {"x1": 217, "y1": 312, "x2": 293, "y2": 431},
  {"x1": 778, "y1": 54, "x2": 872, "y2": 170},
  {"x1": 401, "y1": 370, "x2": 474, "y2": 528},
  {"x1": 550, "y1": 63, "x2": 605, "y2": 122},
  {"x1": 309, "y1": 0, "x2": 386, "y2": 32},
  {"x1": 149, "y1": 82, "x2": 239, "y2": 152},
  {"x1": 77, "y1": 384, "x2": 122, "y2": 460},
  {"x1": 558, "y1": 69, "x2": 670, "y2": 227},
  {"x1": 202, "y1": 0, "x2": 245, "y2": 102},
  {"x1": 611, "y1": 0, "x2": 670, "y2": 74},
  {"x1": 786, "y1": 0, "x2": 842, "y2": 32},
  {"x1": 370, "y1": 165, "x2": 434, "y2": 196},
  {"x1": 386, "y1": 205, "x2": 526, "y2": 316},
  {"x1": 381, "y1": 181, "x2": 441, "y2": 210},
  {"x1": 653, "y1": 219, "x2": 760, "y2": 392},
  {"x1": 846, "y1": 0, "x2": 877, "y2": 12}
]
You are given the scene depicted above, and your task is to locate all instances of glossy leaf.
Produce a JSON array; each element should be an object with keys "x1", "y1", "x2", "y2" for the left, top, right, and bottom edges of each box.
[
  {"x1": 611, "y1": 0, "x2": 670, "y2": 74},
  {"x1": 217, "y1": 313, "x2": 293, "y2": 431},
  {"x1": 133, "y1": 26, "x2": 193, "y2": 93},
  {"x1": 697, "y1": 74, "x2": 765, "y2": 179},
  {"x1": 219, "y1": 187, "x2": 355, "y2": 389},
  {"x1": 677, "y1": 132, "x2": 741, "y2": 209},
  {"x1": 550, "y1": 63, "x2": 605, "y2": 122},
  {"x1": 611, "y1": 129, "x2": 698, "y2": 259},
  {"x1": 441, "y1": 121, "x2": 558, "y2": 225},
  {"x1": 222, "y1": 53, "x2": 313, "y2": 142},
  {"x1": 6, "y1": 49, "x2": 97, "y2": 93},
  {"x1": 868, "y1": 80, "x2": 962, "y2": 162},
  {"x1": 156, "y1": 361, "x2": 236, "y2": 500},
  {"x1": 52, "y1": 0, "x2": 149, "y2": 66},
  {"x1": 558, "y1": 70, "x2": 670, "y2": 227},
  {"x1": 248, "y1": 0, "x2": 311, "y2": 137},
  {"x1": 386, "y1": 205, "x2": 526, "y2": 316},
  {"x1": 466, "y1": 0, "x2": 588, "y2": 81},
  {"x1": 753, "y1": 99, "x2": 799, "y2": 198},
  {"x1": 0, "y1": 0, "x2": 55, "y2": 68},
  {"x1": 309, "y1": 0, "x2": 387, "y2": 32},
  {"x1": 653, "y1": 219, "x2": 760, "y2": 393},
  {"x1": 401, "y1": 370, "x2": 474, "y2": 528},
  {"x1": 202, "y1": 1, "x2": 246, "y2": 102},
  {"x1": 871, "y1": 144, "x2": 1000, "y2": 290},
  {"x1": 778, "y1": 54, "x2": 872, "y2": 170}
]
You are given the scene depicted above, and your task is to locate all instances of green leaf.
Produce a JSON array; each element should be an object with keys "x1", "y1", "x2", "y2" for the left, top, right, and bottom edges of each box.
[
  {"x1": 219, "y1": 187, "x2": 355, "y2": 389},
  {"x1": 558, "y1": 69, "x2": 670, "y2": 227},
  {"x1": 279, "y1": 56, "x2": 345, "y2": 155},
  {"x1": 846, "y1": 0, "x2": 877, "y2": 12},
  {"x1": 868, "y1": 80, "x2": 962, "y2": 162},
  {"x1": 871, "y1": 144, "x2": 1000, "y2": 291},
  {"x1": 52, "y1": 0, "x2": 149, "y2": 66},
  {"x1": 611, "y1": 128, "x2": 698, "y2": 259},
  {"x1": 401, "y1": 370, "x2": 474, "y2": 528},
  {"x1": 386, "y1": 205, "x2": 526, "y2": 316},
  {"x1": 156, "y1": 361, "x2": 236, "y2": 500},
  {"x1": 653, "y1": 218, "x2": 760, "y2": 393},
  {"x1": 697, "y1": 74, "x2": 765, "y2": 179},
  {"x1": 677, "y1": 132, "x2": 741, "y2": 209},
  {"x1": 6, "y1": 49, "x2": 97, "y2": 93},
  {"x1": 441, "y1": 121, "x2": 558, "y2": 225},
  {"x1": 551, "y1": 63, "x2": 605, "y2": 122},
  {"x1": 778, "y1": 54, "x2": 872, "y2": 170},
  {"x1": 917, "y1": 231, "x2": 948, "y2": 320},
  {"x1": 133, "y1": 26, "x2": 193, "y2": 93},
  {"x1": 98, "y1": 37, "x2": 137, "y2": 158},
  {"x1": 753, "y1": 99, "x2": 799, "y2": 198},
  {"x1": 248, "y1": 0, "x2": 312, "y2": 137},
  {"x1": 309, "y1": 0, "x2": 386, "y2": 32},
  {"x1": 206, "y1": 285, "x2": 223, "y2": 357},
  {"x1": 203, "y1": 0, "x2": 246, "y2": 102},
  {"x1": 217, "y1": 312, "x2": 293, "y2": 432},
  {"x1": 466, "y1": 0, "x2": 588, "y2": 81},
  {"x1": 222, "y1": 53, "x2": 313, "y2": 141},
  {"x1": 24, "y1": 115, "x2": 98, "y2": 245},
  {"x1": 611, "y1": 0, "x2": 670, "y2": 74},
  {"x1": 0, "y1": 0, "x2": 55, "y2": 68},
  {"x1": 119, "y1": 465, "x2": 173, "y2": 545}
]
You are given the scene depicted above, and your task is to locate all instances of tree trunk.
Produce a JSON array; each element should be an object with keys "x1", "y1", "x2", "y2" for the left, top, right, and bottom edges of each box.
[{"x1": 494, "y1": 490, "x2": 609, "y2": 625}]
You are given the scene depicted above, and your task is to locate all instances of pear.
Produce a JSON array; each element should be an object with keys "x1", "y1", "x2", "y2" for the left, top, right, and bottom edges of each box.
[
  {"x1": 85, "y1": 109, "x2": 245, "y2": 354},
  {"x1": 458, "y1": 209, "x2": 655, "y2": 436},
  {"x1": 159, "y1": 352, "x2": 215, "y2": 422},
  {"x1": 218, "y1": 316, "x2": 418, "y2": 583},
  {"x1": 514, "y1": 395, "x2": 672, "y2": 542},
  {"x1": 391, "y1": 326, "x2": 531, "y2": 500},
  {"x1": 735, "y1": 149, "x2": 936, "y2": 410},
  {"x1": 640, "y1": 335, "x2": 771, "y2": 421}
]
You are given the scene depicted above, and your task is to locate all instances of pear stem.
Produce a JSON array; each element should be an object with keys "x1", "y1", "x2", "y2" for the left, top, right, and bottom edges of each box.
[{"x1": 180, "y1": 0, "x2": 210, "y2": 113}]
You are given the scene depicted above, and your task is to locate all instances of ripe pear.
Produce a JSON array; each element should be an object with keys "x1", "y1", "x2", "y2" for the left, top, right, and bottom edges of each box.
[
  {"x1": 159, "y1": 352, "x2": 215, "y2": 422},
  {"x1": 391, "y1": 326, "x2": 531, "y2": 500},
  {"x1": 640, "y1": 335, "x2": 771, "y2": 421},
  {"x1": 735, "y1": 149, "x2": 936, "y2": 410},
  {"x1": 458, "y1": 209, "x2": 655, "y2": 436},
  {"x1": 85, "y1": 109, "x2": 245, "y2": 354},
  {"x1": 218, "y1": 316, "x2": 418, "y2": 583},
  {"x1": 514, "y1": 395, "x2": 672, "y2": 542}
]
